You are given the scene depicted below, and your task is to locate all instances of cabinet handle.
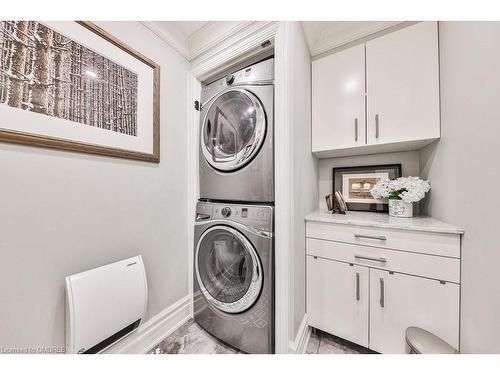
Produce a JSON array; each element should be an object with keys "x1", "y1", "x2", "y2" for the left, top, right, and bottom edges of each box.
[
  {"x1": 355, "y1": 272, "x2": 360, "y2": 301},
  {"x1": 380, "y1": 278, "x2": 385, "y2": 308},
  {"x1": 354, "y1": 234, "x2": 387, "y2": 241},
  {"x1": 354, "y1": 254, "x2": 387, "y2": 263},
  {"x1": 354, "y1": 118, "x2": 358, "y2": 142},
  {"x1": 375, "y1": 114, "x2": 380, "y2": 139}
]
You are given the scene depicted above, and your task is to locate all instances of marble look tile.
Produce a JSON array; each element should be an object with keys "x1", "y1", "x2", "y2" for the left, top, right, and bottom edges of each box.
[
  {"x1": 305, "y1": 329, "x2": 376, "y2": 355},
  {"x1": 305, "y1": 332, "x2": 320, "y2": 354},
  {"x1": 319, "y1": 332, "x2": 373, "y2": 354},
  {"x1": 148, "y1": 319, "x2": 239, "y2": 354}
]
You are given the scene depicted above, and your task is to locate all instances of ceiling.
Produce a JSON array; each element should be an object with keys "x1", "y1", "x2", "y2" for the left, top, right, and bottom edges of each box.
[
  {"x1": 165, "y1": 21, "x2": 209, "y2": 38},
  {"x1": 302, "y1": 21, "x2": 404, "y2": 56},
  {"x1": 142, "y1": 21, "x2": 407, "y2": 61},
  {"x1": 141, "y1": 21, "x2": 248, "y2": 61}
]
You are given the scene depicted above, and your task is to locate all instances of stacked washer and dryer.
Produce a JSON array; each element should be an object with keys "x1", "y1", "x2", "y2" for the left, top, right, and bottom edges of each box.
[{"x1": 193, "y1": 57, "x2": 275, "y2": 354}]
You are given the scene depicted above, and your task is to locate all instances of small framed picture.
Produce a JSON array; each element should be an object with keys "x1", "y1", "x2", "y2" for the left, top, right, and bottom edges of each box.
[{"x1": 332, "y1": 164, "x2": 402, "y2": 212}]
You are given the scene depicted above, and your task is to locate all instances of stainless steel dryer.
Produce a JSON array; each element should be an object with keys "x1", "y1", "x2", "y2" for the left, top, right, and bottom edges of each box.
[
  {"x1": 199, "y1": 58, "x2": 274, "y2": 203},
  {"x1": 193, "y1": 201, "x2": 274, "y2": 354}
]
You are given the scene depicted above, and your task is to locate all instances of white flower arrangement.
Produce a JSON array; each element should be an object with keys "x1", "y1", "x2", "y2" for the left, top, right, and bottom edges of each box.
[{"x1": 370, "y1": 176, "x2": 431, "y2": 203}]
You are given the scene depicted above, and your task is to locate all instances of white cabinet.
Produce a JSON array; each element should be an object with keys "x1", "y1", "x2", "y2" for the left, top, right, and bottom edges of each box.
[
  {"x1": 311, "y1": 22, "x2": 440, "y2": 158},
  {"x1": 307, "y1": 256, "x2": 369, "y2": 347},
  {"x1": 369, "y1": 269, "x2": 460, "y2": 354},
  {"x1": 366, "y1": 21, "x2": 440, "y2": 145},
  {"x1": 312, "y1": 44, "x2": 365, "y2": 152},
  {"x1": 305, "y1": 213, "x2": 463, "y2": 353}
]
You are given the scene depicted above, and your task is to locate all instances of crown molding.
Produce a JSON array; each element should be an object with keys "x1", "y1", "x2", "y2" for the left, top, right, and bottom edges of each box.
[
  {"x1": 303, "y1": 21, "x2": 405, "y2": 57},
  {"x1": 140, "y1": 21, "x2": 262, "y2": 62},
  {"x1": 140, "y1": 21, "x2": 190, "y2": 60},
  {"x1": 188, "y1": 21, "x2": 254, "y2": 61},
  {"x1": 190, "y1": 21, "x2": 278, "y2": 82}
]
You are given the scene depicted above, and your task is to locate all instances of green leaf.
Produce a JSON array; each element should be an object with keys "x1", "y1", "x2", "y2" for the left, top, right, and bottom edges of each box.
[{"x1": 388, "y1": 191, "x2": 402, "y2": 200}]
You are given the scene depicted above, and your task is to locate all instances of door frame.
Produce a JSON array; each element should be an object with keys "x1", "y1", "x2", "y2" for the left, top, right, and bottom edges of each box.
[{"x1": 186, "y1": 21, "x2": 293, "y2": 353}]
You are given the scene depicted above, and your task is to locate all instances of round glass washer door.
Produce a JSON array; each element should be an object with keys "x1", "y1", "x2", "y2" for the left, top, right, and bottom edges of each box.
[
  {"x1": 201, "y1": 88, "x2": 266, "y2": 172},
  {"x1": 195, "y1": 225, "x2": 263, "y2": 313}
]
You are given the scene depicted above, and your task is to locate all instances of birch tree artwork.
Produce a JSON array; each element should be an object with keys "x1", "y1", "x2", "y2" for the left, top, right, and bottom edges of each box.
[{"x1": 0, "y1": 21, "x2": 138, "y2": 136}]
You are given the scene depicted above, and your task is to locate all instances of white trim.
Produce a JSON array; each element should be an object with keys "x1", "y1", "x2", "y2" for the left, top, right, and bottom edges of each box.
[
  {"x1": 140, "y1": 21, "x2": 190, "y2": 60},
  {"x1": 139, "y1": 21, "x2": 264, "y2": 63},
  {"x1": 189, "y1": 22, "x2": 254, "y2": 61},
  {"x1": 302, "y1": 21, "x2": 404, "y2": 57},
  {"x1": 188, "y1": 21, "x2": 291, "y2": 354},
  {"x1": 103, "y1": 295, "x2": 191, "y2": 354},
  {"x1": 273, "y1": 22, "x2": 292, "y2": 354},
  {"x1": 186, "y1": 71, "x2": 201, "y2": 319},
  {"x1": 289, "y1": 314, "x2": 311, "y2": 354},
  {"x1": 190, "y1": 22, "x2": 279, "y2": 82}
]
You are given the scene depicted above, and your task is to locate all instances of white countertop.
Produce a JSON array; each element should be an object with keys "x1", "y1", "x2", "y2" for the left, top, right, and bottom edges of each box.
[{"x1": 305, "y1": 210, "x2": 465, "y2": 235}]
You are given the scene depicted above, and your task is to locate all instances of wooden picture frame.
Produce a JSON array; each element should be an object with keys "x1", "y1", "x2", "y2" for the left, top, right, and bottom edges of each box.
[{"x1": 0, "y1": 21, "x2": 160, "y2": 162}]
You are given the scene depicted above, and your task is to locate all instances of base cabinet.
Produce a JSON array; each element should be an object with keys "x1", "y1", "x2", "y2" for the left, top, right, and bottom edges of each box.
[
  {"x1": 307, "y1": 256, "x2": 369, "y2": 347},
  {"x1": 369, "y1": 269, "x2": 460, "y2": 354},
  {"x1": 306, "y1": 257, "x2": 460, "y2": 353},
  {"x1": 305, "y1": 217, "x2": 462, "y2": 354}
]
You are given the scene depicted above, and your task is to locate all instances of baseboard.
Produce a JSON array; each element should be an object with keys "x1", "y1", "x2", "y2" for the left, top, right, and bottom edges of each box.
[
  {"x1": 289, "y1": 314, "x2": 311, "y2": 354},
  {"x1": 103, "y1": 295, "x2": 191, "y2": 354}
]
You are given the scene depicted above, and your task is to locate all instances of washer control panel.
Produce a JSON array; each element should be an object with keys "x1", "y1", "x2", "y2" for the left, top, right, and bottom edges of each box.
[{"x1": 197, "y1": 202, "x2": 273, "y2": 232}]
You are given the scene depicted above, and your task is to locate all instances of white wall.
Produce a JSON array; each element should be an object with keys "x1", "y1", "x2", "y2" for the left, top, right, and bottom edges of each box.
[
  {"x1": 288, "y1": 22, "x2": 319, "y2": 344},
  {"x1": 0, "y1": 21, "x2": 190, "y2": 350},
  {"x1": 318, "y1": 151, "x2": 420, "y2": 210},
  {"x1": 420, "y1": 21, "x2": 500, "y2": 353}
]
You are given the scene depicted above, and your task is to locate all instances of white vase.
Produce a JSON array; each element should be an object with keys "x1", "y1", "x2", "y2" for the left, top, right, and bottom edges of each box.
[{"x1": 388, "y1": 199, "x2": 413, "y2": 218}]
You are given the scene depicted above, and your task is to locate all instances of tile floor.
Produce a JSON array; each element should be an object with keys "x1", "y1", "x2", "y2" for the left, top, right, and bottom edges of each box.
[
  {"x1": 148, "y1": 319, "x2": 241, "y2": 354},
  {"x1": 148, "y1": 319, "x2": 375, "y2": 354},
  {"x1": 305, "y1": 329, "x2": 376, "y2": 354}
]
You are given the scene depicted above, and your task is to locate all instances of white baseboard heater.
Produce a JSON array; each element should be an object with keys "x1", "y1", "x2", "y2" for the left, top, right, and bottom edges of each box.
[{"x1": 65, "y1": 255, "x2": 147, "y2": 354}]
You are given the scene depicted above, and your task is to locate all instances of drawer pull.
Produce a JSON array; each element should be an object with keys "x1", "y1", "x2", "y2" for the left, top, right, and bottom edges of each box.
[
  {"x1": 354, "y1": 254, "x2": 387, "y2": 263},
  {"x1": 355, "y1": 234, "x2": 387, "y2": 241},
  {"x1": 380, "y1": 278, "x2": 385, "y2": 308},
  {"x1": 355, "y1": 272, "x2": 360, "y2": 301}
]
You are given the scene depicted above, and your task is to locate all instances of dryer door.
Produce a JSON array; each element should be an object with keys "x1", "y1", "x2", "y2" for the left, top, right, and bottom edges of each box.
[
  {"x1": 201, "y1": 88, "x2": 266, "y2": 172},
  {"x1": 195, "y1": 225, "x2": 263, "y2": 313}
]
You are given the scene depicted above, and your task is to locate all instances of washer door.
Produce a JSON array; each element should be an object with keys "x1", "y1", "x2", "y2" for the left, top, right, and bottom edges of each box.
[
  {"x1": 195, "y1": 225, "x2": 263, "y2": 313},
  {"x1": 201, "y1": 88, "x2": 266, "y2": 172}
]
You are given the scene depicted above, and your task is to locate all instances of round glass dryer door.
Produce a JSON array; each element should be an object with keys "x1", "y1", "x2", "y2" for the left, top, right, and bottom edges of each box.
[
  {"x1": 195, "y1": 225, "x2": 263, "y2": 313},
  {"x1": 201, "y1": 88, "x2": 266, "y2": 172}
]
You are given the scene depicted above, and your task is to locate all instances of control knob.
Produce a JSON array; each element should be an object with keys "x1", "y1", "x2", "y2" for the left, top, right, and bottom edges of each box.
[{"x1": 221, "y1": 207, "x2": 232, "y2": 218}]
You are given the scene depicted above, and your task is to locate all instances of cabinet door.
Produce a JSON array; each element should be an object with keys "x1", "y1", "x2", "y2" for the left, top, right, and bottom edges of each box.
[
  {"x1": 369, "y1": 269, "x2": 460, "y2": 354},
  {"x1": 312, "y1": 44, "x2": 365, "y2": 152},
  {"x1": 307, "y1": 256, "x2": 369, "y2": 347},
  {"x1": 366, "y1": 22, "x2": 440, "y2": 145}
]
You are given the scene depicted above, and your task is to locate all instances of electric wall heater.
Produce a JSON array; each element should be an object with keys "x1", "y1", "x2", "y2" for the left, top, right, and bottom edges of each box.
[{"x1": 65, "y1": 255, "x2": 147, "y2": 354}]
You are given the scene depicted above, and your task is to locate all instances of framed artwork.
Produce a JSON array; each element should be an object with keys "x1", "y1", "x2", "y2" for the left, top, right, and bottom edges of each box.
[
  {"x1": 0, "y1": 21, "x2": 160, "y2": 162},
  {"x1": 332, "y1": 164, "x2": 402, "y2": 212}
]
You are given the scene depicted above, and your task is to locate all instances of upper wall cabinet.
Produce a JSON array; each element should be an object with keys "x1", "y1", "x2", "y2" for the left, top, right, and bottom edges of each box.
[
  {"x1": 312, "y1": 22, "x2": 440, "y2": 158},
  {"x1": 366, "y1": 22, "x2": 440, "y2": 146},
  {"x1": 312, "y1": 44, "x2": 365, "y2": 152}
]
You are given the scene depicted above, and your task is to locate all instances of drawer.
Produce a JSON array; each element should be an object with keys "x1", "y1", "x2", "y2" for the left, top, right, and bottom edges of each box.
[
  {"x1": 306, "y1": 221, "x2": 460, "y2": 258},
  {"x1": 306, "y1": 237, "x2": 460, "y2": 283}
]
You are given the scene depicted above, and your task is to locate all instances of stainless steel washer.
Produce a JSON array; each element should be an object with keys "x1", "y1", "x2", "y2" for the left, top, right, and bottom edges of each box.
[
  {"x1": 193, "y1": 201, "x2": 274, "y2": 354},
  {"x1": 199, "y1": 57, "x2": 274, "y2": 203}
]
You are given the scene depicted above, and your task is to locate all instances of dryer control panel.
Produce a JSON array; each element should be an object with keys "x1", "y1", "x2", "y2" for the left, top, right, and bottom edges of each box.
[{"x1": 200, "y1": 57, "x2": 274, "y2": 104}]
